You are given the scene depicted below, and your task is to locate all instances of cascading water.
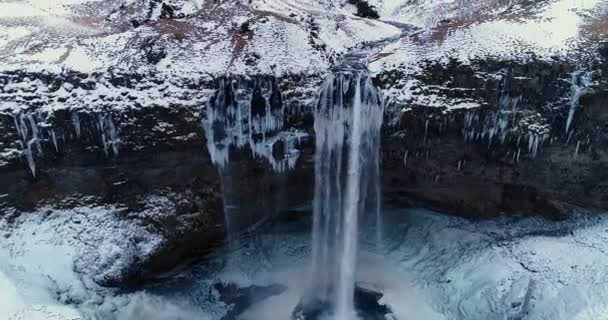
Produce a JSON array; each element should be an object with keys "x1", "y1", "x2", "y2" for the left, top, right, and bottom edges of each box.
[{"x1": 303, "y1": 71, "x2": 383, "y2": 320}]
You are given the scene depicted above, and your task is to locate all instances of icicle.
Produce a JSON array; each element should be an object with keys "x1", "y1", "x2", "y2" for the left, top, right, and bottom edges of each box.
[
  {"x1": 96, "y1": 113, "x2": 120, "y2": 157},
  {"x1": 457, "y1": 160, "x2": 462, "y2": 172},
  {"x1": 12, "y1": 112, "x2": 40, "y2": 176},
  {"x1": 27, "y1": 114, "x2": 42, "y2": 155},
  {"x1": 574, "y1": 140, "x2": 580, "y2": 160},
  {"x1": 403, "y1": 150, "x2": 408, "y2": 167},
  {"x1": 72, "y1": 112, "x2": 81, "y2": 138},
  {"x1": 464, "y1": 111, "x2": 474, "y2": 128},
  {"x1": 51, "y1": 130, "x2": 58, "y2": 152},
  {"x1": 566, "y1": 71, "x2": 591, "y2": 133},
  {"x1": 423, "y1": 118, "x2": 429, "y2": 144},
  {"x1": 25, "y1": 139, "x2": 36, "y2": 176}
]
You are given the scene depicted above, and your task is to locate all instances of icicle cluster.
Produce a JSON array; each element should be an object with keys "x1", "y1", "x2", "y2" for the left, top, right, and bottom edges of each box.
[
  {"x1": 72, "y1": 112, "x2": 82, "y2": 139},
  {"x1": 11, "y1": 110, "x2": 122, "y2": 176},
  {"x1": 13, "y1": 112, "x2": 42, "y2": 176},
  {"x1": 461, "y1": 97, "x2": 551, "y2": 161},
  {"x1": 201, "y1": 77, "x2": 304, "y2": 172},
  {"x1": 96, "y1": 113, "x2": 120, "y2": 157},
  {"x1": 566, "y1": 70, "x2": 592, "y2": 134}
]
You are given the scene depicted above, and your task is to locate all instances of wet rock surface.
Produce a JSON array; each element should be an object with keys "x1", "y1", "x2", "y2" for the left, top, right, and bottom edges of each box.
[
  {"x1": 293, "y1": 286, "x2": 391, "y2": 320},
  {"x1": 215, "y1": 282, "x2": 287, "y2": 320}
]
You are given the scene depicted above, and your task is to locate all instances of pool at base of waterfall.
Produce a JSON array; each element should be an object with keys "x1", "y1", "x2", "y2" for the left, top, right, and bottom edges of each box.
[
  {"x1": 1, "y1": 204, "x2": 608, "y2": 320},
  {"x1": 292, "y1": 286, "x2": 390, "y2": 320}
]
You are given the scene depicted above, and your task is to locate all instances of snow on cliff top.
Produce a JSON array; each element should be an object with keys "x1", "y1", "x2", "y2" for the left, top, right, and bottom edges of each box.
[
  {"x1": 0, "y1": 0, "x2": 401, "y2": 75},
  {"x1": 370, "y1": 0, "x2": 607, "y2": 73},
  {"x1": 0, "y1": 0, "x2": 605, "y2": 78}
]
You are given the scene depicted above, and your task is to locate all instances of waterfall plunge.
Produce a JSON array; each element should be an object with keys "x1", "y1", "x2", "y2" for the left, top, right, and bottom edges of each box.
[{"x1": 306, "y1": 72, "x2": 383, "y2": 320}]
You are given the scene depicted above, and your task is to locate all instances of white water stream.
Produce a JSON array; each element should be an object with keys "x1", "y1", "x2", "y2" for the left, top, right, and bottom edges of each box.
[{"x1": 309, "y1": 71, "x2": 384, "y2": 319}]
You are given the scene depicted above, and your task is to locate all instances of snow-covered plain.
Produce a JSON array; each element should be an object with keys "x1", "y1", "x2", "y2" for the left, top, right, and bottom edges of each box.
[
  {"x1": 0, "y1": 0, "x2": 404, "y2": 75},
  {"x1": 0, "y1": 0, "x2": 604, "y2": 77},
  {"x1": 1, "y1": 203, "x2": 608, "y2": 320},
  {"x1": 369, "y1": 0, "x2": 605, "y2": 73}
]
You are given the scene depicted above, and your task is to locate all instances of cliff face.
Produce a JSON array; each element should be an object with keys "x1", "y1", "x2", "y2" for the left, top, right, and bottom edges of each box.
[
  {"x1": 377, "y1": 58, "x2": 608, "y2": 218},
  {"x1": 1, "y1": 0, "x2": 607, "y2": 287}
]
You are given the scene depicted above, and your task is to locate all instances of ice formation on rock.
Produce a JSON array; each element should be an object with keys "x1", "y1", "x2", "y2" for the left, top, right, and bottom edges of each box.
[
  {"x1": 96, "y1": 113, "x2": 120, "y2": 157},
  {"x1": 72, "y1": 112, "x2": 82, "y2": 139},
  {"x1": 13, "y1": 112, "x2": 42, "y2": 176},
  {"x1": 201, "y1": 77, "x2": 304, "y2": 173},
  {"x1": 566, "y1": 71, "x2": 592, "y2": 134}
]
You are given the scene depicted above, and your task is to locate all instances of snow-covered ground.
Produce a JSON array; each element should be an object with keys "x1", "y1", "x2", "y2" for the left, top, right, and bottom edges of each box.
[
  {"x1": 0, "y1": 0, "x2": 605, "y2": 77},
  {"x1": 370, "y1": 0, "x2": 606, "y2": 73},
  {"x1": 0, "y1": 0, "x2": 404, "y2": 75},
  {"x1": 1, "y1": 203, "x2": 608, "y2": 320},
  {"x1": 0, "y1": 203, "x2": 191, "y2": 319}
]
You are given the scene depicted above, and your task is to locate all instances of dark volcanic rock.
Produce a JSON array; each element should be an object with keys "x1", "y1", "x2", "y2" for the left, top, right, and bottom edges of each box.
[
  {"x1": 215, "y1": 282, "x2": 286, "y2": 320},
  {"x1": 293, "y1": 286, "x2": 391, "y2": 320},
  {"x1": 143, "y1": 37, "x2": 168, "y2": 64},
  {"x1": 2, "y1": 59, "x2": 608, "y2": 223},
  {"x1": 581, "y1": 87, "x2": 608, "y2": 123},
  {"x1": 600, "y1": 42, "x2": 608, "y2": 62},
  {"x1": 348, "y1": 0, "x2": 380, "y2": 19},
  {"x1": 375, "y1": 57, "x2": 608, "y2": 219}
]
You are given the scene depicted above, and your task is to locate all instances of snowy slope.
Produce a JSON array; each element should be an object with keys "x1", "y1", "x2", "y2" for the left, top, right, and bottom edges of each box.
[
  {"x1": 0, "y1": 0, "x2": 403, "y2": 75},
  {"x1": 0, "y1": 201, "x2": 218, "y2": 319},
  {"x1": 370, "y1": 0, "x2": 606, "y2": 72}
]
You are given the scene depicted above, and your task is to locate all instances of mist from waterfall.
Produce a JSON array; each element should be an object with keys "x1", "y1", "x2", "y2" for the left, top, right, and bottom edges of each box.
[{"x1": 307, "y1": 71, "x2": 383, "y2": 319}]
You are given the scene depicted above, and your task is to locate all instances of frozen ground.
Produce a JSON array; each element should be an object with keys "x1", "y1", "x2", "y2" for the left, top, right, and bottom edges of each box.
[
  {"x1": 1, "y1": 203, "x2": 608, "y2": 319},
  {"x1": 2, "y1": 0, "x2": 604, "y2": 77},
  {"x1": 369, "y1": 0, "x2": 607, "y2": 74},
  {"x1": 0, "y1": 0, "x2": 403, "y2": 75}
]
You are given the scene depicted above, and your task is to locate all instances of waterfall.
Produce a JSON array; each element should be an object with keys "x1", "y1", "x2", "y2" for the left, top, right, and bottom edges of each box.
[{"x1": 305, "y1": 71, "x2": 383, "y2": 319}]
